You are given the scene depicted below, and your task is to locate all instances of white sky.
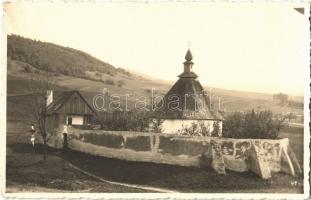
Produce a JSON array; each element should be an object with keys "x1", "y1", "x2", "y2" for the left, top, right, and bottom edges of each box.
[{"x1": 4, "y1": 2, "x2": 310, "y2": 95}]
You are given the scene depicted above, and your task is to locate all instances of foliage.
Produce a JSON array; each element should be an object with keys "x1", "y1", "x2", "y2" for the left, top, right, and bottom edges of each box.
[
  {"x1": 177, "y1": 122, "x2": 211, "y2": 137},
  {"x1": 28, "y1": 73, "x2": 55, "y2": 161},
  {"x1": 288, "y1": 100, "x2": 303, "y2": 109},
  {"x1": 149, "y1": 118, "x2": 164, "y2": 133},
  {"x1": 23, "y1": 65, "x2": 32, "y2": 73},
  {"x1": 284, "y1": 112, "x2": 297, "y2": 124},
  {"x1": 104, "y1": 79, "x2": 115, "y2": 85},
  {"x1": 99, "y1": 111, "x2": 152, "y2": 132},
  {"x1": 211, "y1": 121, "x2": 221, "y2": 137},
  {"x1": 273, "y1": 93, "x2": 289, "y2": 106},
  {"x1": 95, "y1": 72, "x2": 102, "y2": 77},
  {"x1": 117, "y1": 80, "x2": 125, "y2": 87},
  {"x1": 7, "y1": 34, "x2": 131, "y2": 78},
  {"x1": 222, "y1": 110, "x2": 287, "y2": 139}
]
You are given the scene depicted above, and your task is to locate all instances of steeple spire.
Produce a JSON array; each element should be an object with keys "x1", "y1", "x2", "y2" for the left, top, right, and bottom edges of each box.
[
  {"x1": 178, "y1": 49, "x2": 198, "y2": 78},
  {"x1": 185, "y1": 49, "x2": 193, "y2": 61}
]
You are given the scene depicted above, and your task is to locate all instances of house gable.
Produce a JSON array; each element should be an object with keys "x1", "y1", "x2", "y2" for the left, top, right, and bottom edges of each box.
[{"x1": 56, "y1": 91, "x2": 95, "y2": 115}]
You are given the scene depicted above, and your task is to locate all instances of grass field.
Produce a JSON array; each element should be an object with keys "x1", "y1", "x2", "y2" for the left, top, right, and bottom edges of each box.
[
  {"x1": 6, "y1": 119, "x2": 304, "y2": 193},
  {"x1": 6, "y1": 120, "x2": 151, "y2": 193},
  {"x1": 5, "y1": 68, "x2": 305, "y2": 193}
]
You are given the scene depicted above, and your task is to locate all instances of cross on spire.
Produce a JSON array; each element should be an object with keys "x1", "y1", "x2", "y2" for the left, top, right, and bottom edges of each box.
[{"x1": 187, "y1": 41, "x2": 191, "y2": 49}]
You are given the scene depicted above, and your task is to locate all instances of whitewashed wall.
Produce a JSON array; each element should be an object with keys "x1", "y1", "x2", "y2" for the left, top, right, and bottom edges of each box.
[
  {"x1": 67, "y1": 115, "x2": 84, "y2": 125},
  {"x1": 47, "y1": 126, "x2": 301, "y2": 179}
]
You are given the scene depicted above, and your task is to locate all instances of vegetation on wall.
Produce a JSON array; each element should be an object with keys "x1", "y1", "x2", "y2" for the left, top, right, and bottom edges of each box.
[{"x1": 222, "y1": 110, "x2": 287, "y2": 139}]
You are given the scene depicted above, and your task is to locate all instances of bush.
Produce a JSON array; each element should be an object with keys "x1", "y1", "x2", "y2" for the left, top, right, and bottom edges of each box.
[
  {"x1": 99, "y1": 111, "x2": 151, "y2": 132},
  {"x1": 24, "y1": 65, "x2": 32, "y2": 73},
  {"x1": 149, "y1": 118, "x2": 164, "y2": 133},
  {"x1": 104, "y1": 79, "x2": 115, "y2": 85},
  {"x1": 222, "y1": 110, "x2": 286, "y2": 139},
  {"x1": 177, "y1": 122, "x2": 211, "y2": 137},
  {"x1": 211, "y1": 121, "x2": 221, "y2": 137},
  {"x1": 117, "y1": 80, "x2": 125, "y2": 87}
]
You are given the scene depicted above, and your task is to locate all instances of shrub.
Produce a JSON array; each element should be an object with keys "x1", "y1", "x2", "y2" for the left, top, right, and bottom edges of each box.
[
  {"x1": 211, "y1": 121, "x2": 221, "y2": 137},
  {"x1": 222, "y1": 110, "x2": 286, "y2": 139},
  {"x1": 149, "y1": 118, "x2": 164, "y2": 133},
  {"x1": 99, "y1": 111, "x2": 151, "y2": 132},
  {"x1": 24, "y1": 65, "x2": 32, "y2": 73},
  {"x1": 177, "y1": 122, "x2": 211, "y2": 137},
  {"x1": 104, "y1": 79, "x2": 115, "y2": 85},
  {"x1": 117, "y1": 80, "x2": 125, "y2": 87}
]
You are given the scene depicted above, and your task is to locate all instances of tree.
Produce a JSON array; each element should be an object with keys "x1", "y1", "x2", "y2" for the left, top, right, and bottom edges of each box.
[
  {"x1": 28, "y1": 73, "x2": 54, "y2": 161},
  {"x1": 117, "y1": 80, "x2": 125, "y2": 87},
  {"x1": 222, "y1": 110, "x2": 287, "y2": 139},
  {"x1": 284, "y1": 112, "x2": 297, "y2": 124},
  {"x1": 149, "y1": 118, "x2": 164, "y2": 133},
  {"x1": 104, "y1": 79, "x2": 115, "y2": 85},
  {"x1": 273, "y1": 93, "x2": 289, "y2": 106}
]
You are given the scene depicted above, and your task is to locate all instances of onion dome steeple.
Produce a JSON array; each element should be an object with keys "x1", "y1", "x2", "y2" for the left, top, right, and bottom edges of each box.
[
  {"x1": 155, "y1": 47, "x2": 222, "y2": 120},
  {"x1": 185, "y1": 49, "x2": 193, "y2": 61},
  {"x1": 178, "y1": 49, "x2": 198, "y2": 78}
]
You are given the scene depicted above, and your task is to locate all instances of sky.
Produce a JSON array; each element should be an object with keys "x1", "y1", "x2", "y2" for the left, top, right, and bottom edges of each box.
[{"x1": 3, "y1": 2, "x2": 310, "y2": 95}]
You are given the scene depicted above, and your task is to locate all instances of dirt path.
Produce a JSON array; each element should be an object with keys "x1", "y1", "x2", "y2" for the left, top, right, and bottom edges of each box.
[
  {"x1": 65, "y1": 160, "x2": 178, "y2": 193},
  {"x1": 6, "y1": 147, "x2": 152, "y2": 193}
]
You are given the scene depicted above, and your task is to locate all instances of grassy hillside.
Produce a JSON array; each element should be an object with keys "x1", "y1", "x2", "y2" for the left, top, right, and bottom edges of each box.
[
  {"x1": 7, "y1": 34, "x2": 131, "y2": 78},
  {"x1": 6, "y1": 35, "x2": 303, "y2": 118}
]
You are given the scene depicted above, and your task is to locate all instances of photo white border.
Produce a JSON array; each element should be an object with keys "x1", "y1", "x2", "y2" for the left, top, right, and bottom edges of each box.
[{"x1": 1, "y1": 1, "x2": 310, "y2": 199}]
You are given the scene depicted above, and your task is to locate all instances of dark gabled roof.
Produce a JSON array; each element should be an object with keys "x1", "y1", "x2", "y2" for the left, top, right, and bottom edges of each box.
[{"x1": 46, "y1": 90, "x2": 96, "y2": 115}]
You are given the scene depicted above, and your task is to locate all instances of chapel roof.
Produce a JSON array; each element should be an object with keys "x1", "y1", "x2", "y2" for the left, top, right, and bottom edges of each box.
[{"x1": 155, "y1": 49, "x2": 222, "y2": 120}]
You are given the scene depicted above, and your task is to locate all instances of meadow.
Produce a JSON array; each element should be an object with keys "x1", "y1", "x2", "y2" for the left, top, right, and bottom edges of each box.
[
  {"x1": 6, "y1": 88, "x2": 304, "y2": 193},
  {"x1": 6, "y1": 118, "x2": 304, "y2": 193},
  {"x1": 6, "y1": 61, "x2": 305, "y2": 193}
]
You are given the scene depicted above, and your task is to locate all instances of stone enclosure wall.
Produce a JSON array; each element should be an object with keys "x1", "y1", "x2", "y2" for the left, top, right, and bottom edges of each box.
[{"x1": 47, "y1": 126, "x2": 301, "y2": 179}]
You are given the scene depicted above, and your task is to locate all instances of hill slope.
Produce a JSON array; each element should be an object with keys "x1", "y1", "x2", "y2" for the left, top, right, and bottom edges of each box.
[
  {"x1": 6, "y1": 35, "x2": 304, "y2": 117},
  {"x1": 7, "y1": 34, "x2": 130, "y2": 78}
]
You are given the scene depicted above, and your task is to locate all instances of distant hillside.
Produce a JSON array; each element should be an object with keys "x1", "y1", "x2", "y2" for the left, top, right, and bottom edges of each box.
[
  {"x1": 7, "y1": 34, "x2": 131, "y2": 78},
  {"x1": 7, "y1": 34, "x2": 303, "y2": 118}
]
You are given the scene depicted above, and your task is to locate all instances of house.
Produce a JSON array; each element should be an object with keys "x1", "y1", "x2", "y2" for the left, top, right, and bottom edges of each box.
[
  {"x1": 45, "y1": 90, "x2": 97, "y2": 131},
  {"x1": 154, "y1": 49, "x2": 223, "y2": 135}
]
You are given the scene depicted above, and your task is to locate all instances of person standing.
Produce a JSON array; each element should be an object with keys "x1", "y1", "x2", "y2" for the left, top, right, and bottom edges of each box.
[{"x1": 30, "y1": 124, "x2": 36, "y2": 154}]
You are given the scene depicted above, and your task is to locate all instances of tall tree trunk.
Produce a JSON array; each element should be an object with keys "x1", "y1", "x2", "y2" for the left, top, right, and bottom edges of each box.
[{"x1": 43, "y1": 135, "x2": 47, "y2": 161}]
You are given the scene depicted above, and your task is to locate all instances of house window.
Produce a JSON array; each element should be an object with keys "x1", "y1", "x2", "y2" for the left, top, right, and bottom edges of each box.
[
  {"x1": 84, "y1": 116, "x2": 92, "y2": 125},
  {"x1": 67, "y1": 117, "x2": 72, "y2": 125}
]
